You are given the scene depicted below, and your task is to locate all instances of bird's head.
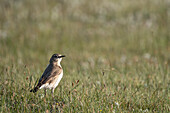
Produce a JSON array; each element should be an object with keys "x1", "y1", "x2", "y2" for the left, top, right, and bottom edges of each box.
[{"x1": 50, "y1": 54, "x2": 65, "y2": 65}]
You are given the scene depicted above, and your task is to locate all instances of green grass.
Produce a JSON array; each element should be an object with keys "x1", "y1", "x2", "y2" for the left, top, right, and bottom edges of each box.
[{"x1": 0, "y1": 0, "x2": 169, "y2": 112}]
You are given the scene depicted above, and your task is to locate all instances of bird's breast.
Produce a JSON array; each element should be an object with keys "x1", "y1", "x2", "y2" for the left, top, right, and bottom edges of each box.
[{"x1": 53, "y1": 71, "x2": 63, "y2": 88}]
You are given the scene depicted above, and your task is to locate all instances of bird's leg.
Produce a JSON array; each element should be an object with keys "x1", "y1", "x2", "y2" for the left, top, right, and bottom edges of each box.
[
  {"x1": 44, "y1": 89, "x2": 46, "y2": 97},
  {"x1": 50, "y1": 88, "x2": 55, "y2": 112},
  {"x1": 51, "y1": 88, "x2": 54, "y2": 99}
]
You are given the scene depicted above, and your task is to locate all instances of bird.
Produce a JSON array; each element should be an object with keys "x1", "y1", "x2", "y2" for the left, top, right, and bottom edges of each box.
[{"x1": 30, "y1": 54, "x2": 65, "y2": 98}]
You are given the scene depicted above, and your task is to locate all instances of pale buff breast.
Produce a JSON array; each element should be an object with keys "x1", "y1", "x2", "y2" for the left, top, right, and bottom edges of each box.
[{"x1": 39, "y1": 70, "x2": 63, "y2": 89}]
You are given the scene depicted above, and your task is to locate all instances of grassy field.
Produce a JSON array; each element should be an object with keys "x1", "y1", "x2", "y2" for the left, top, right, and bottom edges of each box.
[{"x1": 0, "y1": 0, "x2": 169, "y2": 112}]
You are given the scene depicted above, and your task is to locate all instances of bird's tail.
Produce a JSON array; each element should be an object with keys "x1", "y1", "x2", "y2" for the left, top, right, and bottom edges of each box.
[{"x1": 30, "y1": 86, "x2": 39, "y2": 93}]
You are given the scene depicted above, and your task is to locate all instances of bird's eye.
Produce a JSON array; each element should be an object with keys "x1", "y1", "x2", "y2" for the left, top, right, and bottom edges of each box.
[{"x1": 53, "y1": 55, "x2": 57, "y2": 58}]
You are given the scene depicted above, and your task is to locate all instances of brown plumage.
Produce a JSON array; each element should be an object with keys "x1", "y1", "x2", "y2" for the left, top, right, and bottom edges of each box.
[{"x1": 30, "y1": 54, "x2": 65, "y2": 97}]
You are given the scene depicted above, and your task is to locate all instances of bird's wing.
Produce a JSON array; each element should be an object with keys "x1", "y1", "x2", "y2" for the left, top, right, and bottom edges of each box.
[
  {"x1": 37, "y1": 66, "x2": 62, "y2": 88},
  {"x1": 38, "y1": 64, "x2": 52, "y2": 83}
]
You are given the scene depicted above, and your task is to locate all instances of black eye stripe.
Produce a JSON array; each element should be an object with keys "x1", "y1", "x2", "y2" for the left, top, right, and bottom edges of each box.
[
  {"x1": 54, "y1": 55, "x2": 59, "y2": 58},
  {"x1": 52, "y1": 54, "x2": 64, "y2": 58}
]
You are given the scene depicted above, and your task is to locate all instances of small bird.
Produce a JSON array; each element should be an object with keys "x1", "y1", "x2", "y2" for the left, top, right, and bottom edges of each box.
[{"x1": 30, "y1": 54, "x2": 65, "y2": 98}]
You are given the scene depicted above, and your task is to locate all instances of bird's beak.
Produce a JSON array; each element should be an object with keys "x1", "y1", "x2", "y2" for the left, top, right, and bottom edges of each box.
[{"x1": 59, "y1": 55, "x2": 66, "y2": 58}]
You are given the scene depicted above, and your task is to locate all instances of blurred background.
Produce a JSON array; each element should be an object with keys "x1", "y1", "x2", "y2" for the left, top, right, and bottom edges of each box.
[
  {"x1": 0, "y1": 0, "x2": 169, "y2": 66},
  {"x1": 0, "y1": 0, "x2": 169, "y2": 112}
]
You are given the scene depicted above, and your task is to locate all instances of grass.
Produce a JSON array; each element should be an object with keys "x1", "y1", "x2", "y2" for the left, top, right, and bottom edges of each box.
[{"x1": 0, "y1": 0, "x2": 169, "y2": 112}]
